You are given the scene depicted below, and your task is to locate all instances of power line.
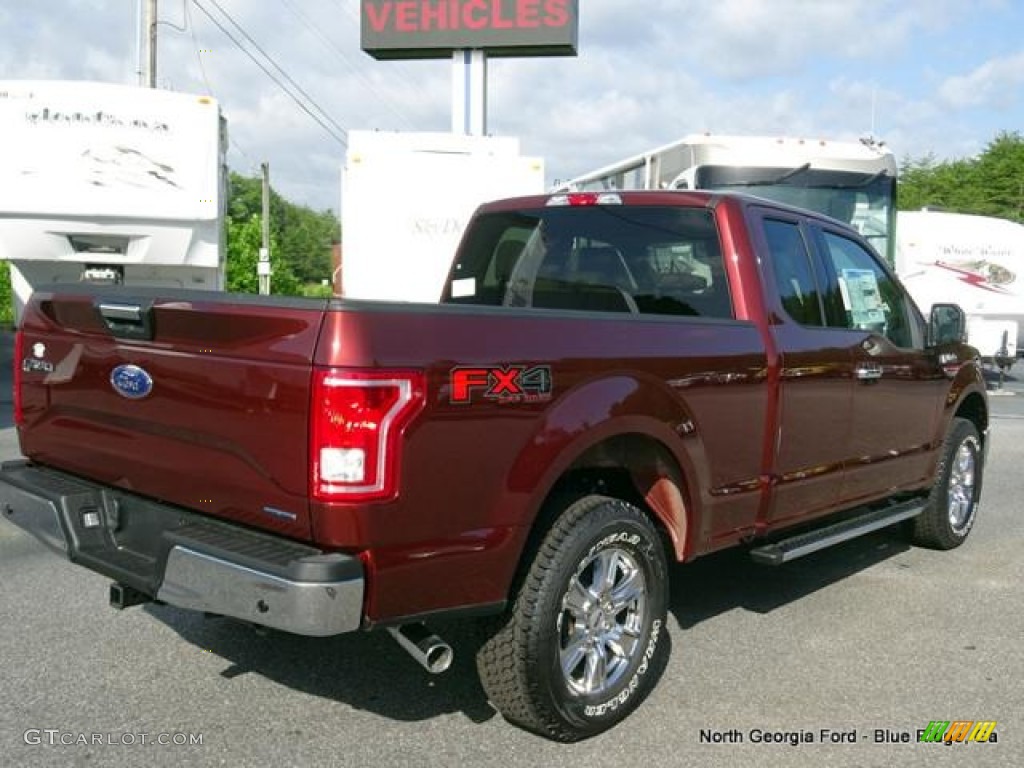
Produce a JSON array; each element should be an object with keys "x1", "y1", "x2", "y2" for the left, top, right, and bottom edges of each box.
[
  {"x1": 278, "y1": 0, "x2": 415, "y2": 130},
  {"x1": 322, "y1": 0, "x2": 359, "y2": 25},
  {"x1": 204, "y1": 0, "x2": 349, "y2": 142},
  {"x1": 183, "y1": 0, "x2": 214, "y2": 96},
  {"x1": 155, "y1": 0, "x2": 188, "y2": 32},
  {"x1": 163, "y1": 1, "x2": 258, "y2": 167},
  {"x1": 191, "y1": 0, "x2": 348, "y2": 148},
  {"x1": 326, "y1": 0, "x2": 435, "y2": 110}
]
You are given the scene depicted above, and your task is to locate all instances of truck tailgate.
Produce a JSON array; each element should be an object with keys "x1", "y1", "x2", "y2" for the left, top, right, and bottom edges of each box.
[{"x1": 16, "y1": 286, "x2": 326, "y2": 541}]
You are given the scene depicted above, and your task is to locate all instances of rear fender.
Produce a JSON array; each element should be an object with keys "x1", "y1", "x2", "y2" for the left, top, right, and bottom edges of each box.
[{"x1": 508, "y1": 374, "x2": 704, "y2": 561}]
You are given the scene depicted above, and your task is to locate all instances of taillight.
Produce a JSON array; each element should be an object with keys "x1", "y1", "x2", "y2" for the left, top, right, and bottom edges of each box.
[
  {"x1": 13, "y1": 329, "x2": 23, "y2": 427},
  {"x1": 310, "y1": 369, "x2": 425, "y2": 502}
]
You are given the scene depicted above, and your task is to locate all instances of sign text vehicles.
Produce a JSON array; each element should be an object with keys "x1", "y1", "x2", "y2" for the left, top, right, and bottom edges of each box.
[{"x1": 361, "y1": 0, "x2": 579, "y2": 59}]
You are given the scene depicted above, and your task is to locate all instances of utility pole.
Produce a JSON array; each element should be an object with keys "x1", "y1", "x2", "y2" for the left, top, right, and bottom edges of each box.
[
  {"x1": 259, "y1": 162, "x2": 272, "y2": 295},
  {"x1": 144, "y1": 0, "x2": 157, "y2": 87}
]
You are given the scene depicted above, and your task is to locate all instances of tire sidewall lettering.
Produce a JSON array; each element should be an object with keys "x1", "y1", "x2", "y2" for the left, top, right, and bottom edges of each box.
[
  {"x1": 552, "y1": 511, "x2": 667, "y2": 725},
  {"x1": 582, "y1": 617, "x2": 662, "y2": 719}
]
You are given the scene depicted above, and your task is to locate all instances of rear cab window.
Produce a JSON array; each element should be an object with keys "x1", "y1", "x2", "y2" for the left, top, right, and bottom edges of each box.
[{"x1": 444, "y1": 205, "x2": 734, "y2": 319}]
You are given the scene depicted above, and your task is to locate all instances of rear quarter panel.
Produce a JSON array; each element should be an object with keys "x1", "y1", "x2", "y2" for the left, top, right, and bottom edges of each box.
[{"x1": 313, "y1": 302, "x2": 768, "y2": 621}]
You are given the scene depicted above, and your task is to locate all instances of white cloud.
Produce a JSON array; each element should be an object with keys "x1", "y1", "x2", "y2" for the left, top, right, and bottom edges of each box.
[
  {"x1": 1, "y1": 0, "x2": 1022, "y2": 210},
  {"x1": 939, "y1": 51, "x2": 1024, "y2": 109}
]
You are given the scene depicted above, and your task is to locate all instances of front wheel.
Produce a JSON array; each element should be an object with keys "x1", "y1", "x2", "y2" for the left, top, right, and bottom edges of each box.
[
  {"x1": 476, "y1": 495, "x2": 669, "y2": 742},
  {"x1": 912, "y1": 417, "x2": 983, "y2": 549}
]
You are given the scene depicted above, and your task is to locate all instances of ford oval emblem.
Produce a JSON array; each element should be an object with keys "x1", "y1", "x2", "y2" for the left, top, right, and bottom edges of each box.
[{"x1": 110, "y1": 364, "x2": 154, "y2": 400}]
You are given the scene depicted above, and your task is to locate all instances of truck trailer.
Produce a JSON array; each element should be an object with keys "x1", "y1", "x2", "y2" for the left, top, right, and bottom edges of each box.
[
  {"x1": 0, "y1": 80, "x2": 227, "y2": 324},
  {"x1": 896, "y1": 209, "x2": 1023, "y2": 367}
]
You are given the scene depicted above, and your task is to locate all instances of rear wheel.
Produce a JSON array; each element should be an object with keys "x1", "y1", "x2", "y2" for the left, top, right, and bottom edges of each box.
[
  {"x1": 912, "y1": 417, "x2": 983, "y2": 549},
  {"x1": 476, "y1": 494, "x2": 669, "y2": 741}
]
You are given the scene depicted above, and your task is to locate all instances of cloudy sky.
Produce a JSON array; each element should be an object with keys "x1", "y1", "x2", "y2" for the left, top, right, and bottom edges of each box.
[{"x1": 2, "y1": 0, "x2": 1023, "y2": 212}]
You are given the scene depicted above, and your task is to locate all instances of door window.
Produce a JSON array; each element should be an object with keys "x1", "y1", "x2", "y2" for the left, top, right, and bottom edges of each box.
[
  {"x1": 817, "y1": 230, "x2": 921, "y2": 348},
  {"x1": 763, "y1": 219, "x2": 825, "y2": 326}
]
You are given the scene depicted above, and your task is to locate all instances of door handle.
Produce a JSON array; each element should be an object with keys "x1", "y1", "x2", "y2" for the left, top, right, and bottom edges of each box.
[{"x1": 855, "y1": 363, "x2": 883, "y2": 382}]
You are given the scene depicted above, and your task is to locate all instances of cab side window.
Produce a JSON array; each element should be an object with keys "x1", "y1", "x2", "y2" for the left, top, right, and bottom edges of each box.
[
  {"x1": 763, "y1": 219, "x2": 824, "y2": 326},
  {"x1": 818, "y1": 230, "x2": 918, "y2": 348}
]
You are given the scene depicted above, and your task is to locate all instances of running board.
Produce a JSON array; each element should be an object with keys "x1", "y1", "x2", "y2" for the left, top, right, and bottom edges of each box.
[{"x1": 750, "y1": 500, "x2": 926, "y2": 565}]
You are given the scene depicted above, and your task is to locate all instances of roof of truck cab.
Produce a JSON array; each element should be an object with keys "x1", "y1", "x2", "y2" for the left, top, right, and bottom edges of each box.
[{"x1": 475, "y1": 189, "x2": 851, "y2": 226}]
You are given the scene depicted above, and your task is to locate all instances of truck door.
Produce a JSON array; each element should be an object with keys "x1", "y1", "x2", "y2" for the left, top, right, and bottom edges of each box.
[
  {"x1": 755, "y1": 214, "x2": 857, "y2": 526},
  {"x1": 809, "y1": 226, "x2": 945, "y2": 503}
]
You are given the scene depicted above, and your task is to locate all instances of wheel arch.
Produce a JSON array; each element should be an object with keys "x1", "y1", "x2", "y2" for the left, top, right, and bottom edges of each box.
[
  {"x1": 954, "y1": 390, "x2": 988, "y2": 446},
  {"x1": 504, "y1": 427, "x2": 698, "y2": 614},
  {"x1": 553, "y1": 431, "x2": 693, "y2": 541},
  {"x1": 496, "y1": 373, "x2": 710, "y2": 613}
]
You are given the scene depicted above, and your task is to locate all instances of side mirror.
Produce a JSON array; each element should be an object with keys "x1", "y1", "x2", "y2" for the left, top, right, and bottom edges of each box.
[{"x1": 928, "y1": 303, "x2": 967, "y2": 346}]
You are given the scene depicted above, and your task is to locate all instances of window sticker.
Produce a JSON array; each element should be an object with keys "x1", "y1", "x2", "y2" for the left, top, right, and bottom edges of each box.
[
  {"x1": 839, "y1": 268, "x2": 886, "y2": 327},
  {"x1": 451, "y1": 277, "x2": 476, "y2": 298}
]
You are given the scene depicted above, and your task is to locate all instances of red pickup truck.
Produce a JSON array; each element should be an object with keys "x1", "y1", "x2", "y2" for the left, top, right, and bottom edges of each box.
[{"x1": 0, "y1": 190, "x2": 988, "y2": 741}]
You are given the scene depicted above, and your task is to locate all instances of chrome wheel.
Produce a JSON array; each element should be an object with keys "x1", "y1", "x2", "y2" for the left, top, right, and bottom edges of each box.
[
  {"x1": 477, "y1": 495, "x2": 669, "y2": 740},
  {"x1": 558, "y1": 546, "x2": 648, "y2": 697},
  {"x1": 947, "y1": 438, "x2": 977, "y2": 532},
  {"x1": 912, "y1": 418, "x2": 983, "y2": 551}
]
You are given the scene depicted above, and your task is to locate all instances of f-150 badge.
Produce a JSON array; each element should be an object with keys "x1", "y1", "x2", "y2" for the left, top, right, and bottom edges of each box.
[
  {"x1": 450, "y1": 365, "x2": 552, "y2": 405},
  {"x1": 21, "y1": 358, "x2": 54, "y2": 374},
  {"x1": 110, "y1": 364, "x2": 154, "y2": 400},
  {"x1": 21, "y1": 341, "x2": 54, "y2": 373}
]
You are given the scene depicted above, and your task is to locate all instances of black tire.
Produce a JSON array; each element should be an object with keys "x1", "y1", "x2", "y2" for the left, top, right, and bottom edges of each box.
[
  {"x1": 476, "y1": 494, "x2": 669, "y2": 742},
  {"x1": 912, "y1": 417, "x2": 983, "y2": 549}
]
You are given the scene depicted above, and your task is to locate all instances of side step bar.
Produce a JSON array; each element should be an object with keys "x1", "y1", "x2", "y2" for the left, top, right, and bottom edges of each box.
[{"x1": 750, "y1": 499, "x2": 926, "y2": 565}]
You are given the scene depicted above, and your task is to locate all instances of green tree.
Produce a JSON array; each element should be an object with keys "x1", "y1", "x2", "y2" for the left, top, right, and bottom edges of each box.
[
  {"x1": 226, "y1": 214, "x2": 300, "y2": 295},
  {"x1": 898, "y1": 131, "x2": 1024, "y2": 223},
  {"x1": 0, "y1": 263, "x2": 13, "y2": 328},
  {"x1": 971, "y1": 131, "x2": 1024, "y2": 220},
  {"x1": 227, "y1": 172, "x2": 339, "y2": 285}
]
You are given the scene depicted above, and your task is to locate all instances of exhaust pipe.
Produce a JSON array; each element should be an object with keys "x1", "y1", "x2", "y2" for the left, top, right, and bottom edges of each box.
[{"x1": 387, "y1": 623, "x2": 453, "y2": 674}]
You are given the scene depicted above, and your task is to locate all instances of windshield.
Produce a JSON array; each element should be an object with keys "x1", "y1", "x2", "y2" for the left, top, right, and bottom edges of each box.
[{"x1": 693, "y1": 165, "x2": 896, "y2": 264}]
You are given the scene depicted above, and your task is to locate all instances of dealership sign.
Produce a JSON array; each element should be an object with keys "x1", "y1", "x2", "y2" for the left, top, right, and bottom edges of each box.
[{"x1": 361, "y1": 0, "x2": 579, "y2": 59}]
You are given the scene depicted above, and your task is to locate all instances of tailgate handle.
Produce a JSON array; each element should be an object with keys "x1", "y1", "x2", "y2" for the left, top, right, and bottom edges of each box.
[{"x1": 96, "y1": 301, "x2": 155, "y2": 341}]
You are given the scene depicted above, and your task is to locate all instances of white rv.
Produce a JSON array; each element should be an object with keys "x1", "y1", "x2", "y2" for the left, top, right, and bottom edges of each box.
[
  {"x1": 557, "y1": 133, "x2": 898, "y2": 264},
  {"x1": 896, "y1": 210, "x2": 1023, "y2": 366},
  {"x1": 0, "y1": 80, "x2": 226, "y2": 323},
  {"x1": 341, "y1": 130, "x2": 544, "y2": 303}
]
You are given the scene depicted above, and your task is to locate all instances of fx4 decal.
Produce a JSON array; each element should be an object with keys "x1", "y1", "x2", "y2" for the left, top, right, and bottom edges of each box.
[{"x1": 450, "y1": 365, "x2": 553, "y2": 405}]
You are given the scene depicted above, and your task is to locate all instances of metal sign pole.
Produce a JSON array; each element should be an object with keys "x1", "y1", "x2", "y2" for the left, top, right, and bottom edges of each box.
[{"x1": 452, "y1": 49, "x2": 487, "y2": 136}]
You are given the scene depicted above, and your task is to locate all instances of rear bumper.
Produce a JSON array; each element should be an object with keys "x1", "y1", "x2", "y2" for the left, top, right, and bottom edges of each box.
[{"x1": 0, "y1": 460, "x2": 364, "y2": 637}]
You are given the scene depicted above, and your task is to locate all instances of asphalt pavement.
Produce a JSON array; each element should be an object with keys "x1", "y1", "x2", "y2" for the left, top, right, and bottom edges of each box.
[{"x1": 0, "y1": 344, "x2": 1021, "y2": 768}]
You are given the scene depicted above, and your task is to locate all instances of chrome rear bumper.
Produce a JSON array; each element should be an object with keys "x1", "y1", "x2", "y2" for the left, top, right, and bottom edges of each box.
[{"x1": 0, "y1": 460, "x2": 364, "y2": 637}]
